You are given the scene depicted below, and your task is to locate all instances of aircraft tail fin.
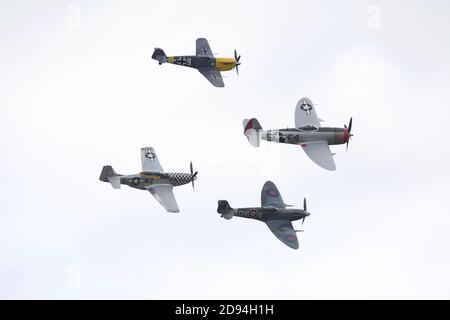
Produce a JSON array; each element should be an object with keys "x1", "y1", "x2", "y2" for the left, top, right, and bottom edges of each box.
[
  {"x1": 217, "y1": 200, "x2": 233, "y2": 220},
  {"x1": 243, "y1": 118, "x2": 262, "y2": 147},
  {"x1": 99, "y1": 165, "x2": 122, "y2": 189},
  {"x1": 152, "y1": 48, "x2": 167, "y2": 64}
]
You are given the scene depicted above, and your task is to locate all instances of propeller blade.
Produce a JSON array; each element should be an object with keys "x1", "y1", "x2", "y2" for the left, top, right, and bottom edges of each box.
[
  {"x1": 302, "y1": 217, "x2": 305, "y2": 225},
  {"x1": 189, "y1": 162, "x2": 196, "y2": 191},
  {"x1": 234, "y1": 49, "x2": 241, "y2": 62},
  {"x1": 346, "y1": 118, "x2": 352, "y2": 151},
  {"x1": 303, "y1": 197, "x2": 307, "y2": 211},
  {"x1": 234, "y1": 49, "x2": 241, "y2": 77}
]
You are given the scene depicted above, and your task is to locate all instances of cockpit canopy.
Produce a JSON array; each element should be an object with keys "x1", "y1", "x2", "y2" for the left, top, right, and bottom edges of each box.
[{"x1": 297, "y1": 124, "x2": 319, "y2": 132}]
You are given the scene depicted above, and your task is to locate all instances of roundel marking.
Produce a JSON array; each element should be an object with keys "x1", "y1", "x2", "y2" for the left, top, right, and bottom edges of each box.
[
  {"x1": 249, "y1": 209, "x2": 258, "y2": 218},
  {"x1": 285, "y1": 234, "x2": 296, "y2": 242},
  {"x1": 145, "y1": 151, "x2": 156, "y2": 160},
  {"x1": 300, "y1": 101, "x2": 312, "y2": 112},
  {"x1": 266, "y1": 188, "x2": 279, "y2": 197}
]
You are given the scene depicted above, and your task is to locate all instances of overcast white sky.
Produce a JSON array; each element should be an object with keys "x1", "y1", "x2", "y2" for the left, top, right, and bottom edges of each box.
[{"x1": 1, "y1": 0, "x2": 450, "y2": 299}]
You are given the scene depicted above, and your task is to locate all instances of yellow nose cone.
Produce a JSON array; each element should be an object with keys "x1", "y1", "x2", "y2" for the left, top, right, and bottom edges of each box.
[{"x1": 215, "y1": 58, "x2": 236, "y2": 71}]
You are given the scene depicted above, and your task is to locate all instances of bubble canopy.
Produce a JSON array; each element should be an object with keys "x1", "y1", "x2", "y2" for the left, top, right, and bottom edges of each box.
[{"x1": 297, "y1": 124, "x2": 319, "y2": 131}]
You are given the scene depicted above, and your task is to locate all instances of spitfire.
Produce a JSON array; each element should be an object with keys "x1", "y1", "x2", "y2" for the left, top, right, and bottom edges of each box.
[
  {"x1": 151, "y1": 38, "x2": 241, "y2": 87},
  {"x1": 217, "y1": 181, "x2": 310, "y2": 250},
  {"x1": 243, "y1": 97, "x2": 353, "y2": 171},
  {"x1": 99, "y1": 147, "x2": 197, "y2": 213}
]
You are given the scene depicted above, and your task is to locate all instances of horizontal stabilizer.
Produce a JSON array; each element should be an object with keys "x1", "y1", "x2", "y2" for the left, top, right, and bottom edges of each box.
[
  {"x1": 152, "y1": 48, "x2": 167, "y2": 64},
  {"x1": 99, "y1": 165, "x2": 122, "y2": 189},
  {"x1": 108, "y1": 176, "x2": 121, "y2": 189},
  {"x1": 217, "y1": 200, "x2": 233, "y2": 220}
]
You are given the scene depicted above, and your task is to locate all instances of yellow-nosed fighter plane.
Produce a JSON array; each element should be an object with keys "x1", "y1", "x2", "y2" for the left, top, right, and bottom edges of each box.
[{"x1": 152, "y1": 38, "x2": 241, "y2": 87}]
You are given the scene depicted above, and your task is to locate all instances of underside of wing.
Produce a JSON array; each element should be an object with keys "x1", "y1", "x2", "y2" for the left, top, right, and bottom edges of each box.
[
  {"x1": 302, "y1": 141, "x2": 336, "y2": 171},
  {"x1": 261, "y1": 181, "x2": 286, "y2": 208},
  {"x1": 198, "y1": 68, "x2": 224, "y2": 87},
  {"x1": 196, "y1": 38, "x2": 214, "y2": 58},
  {"x1": 147, "y1": 184, "x2": 179, "y2": 213},
  {"x1": 295, "y1": 97, "x2": 321, "y2": 128},
  {"x1": 265, "y1": 220, "x2": 299, "y2": 249},
  {"x1": 141, "y1": 147, "x2": 164, "y2": 172}
]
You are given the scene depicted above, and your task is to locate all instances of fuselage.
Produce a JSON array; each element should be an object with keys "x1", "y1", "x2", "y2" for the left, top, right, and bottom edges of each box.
[
  {"x1": 262, "y1": 127, "x2": 350, "y2": 146},
  {"x1": 232, "y1": 207, "x2": 309, "y2": 223},
  {"x1": 120, "y1": 171, "x2": 195, "y2": 190},
  {"x1": 166, "y1": 55, "x2": 237, "y2": 72}
]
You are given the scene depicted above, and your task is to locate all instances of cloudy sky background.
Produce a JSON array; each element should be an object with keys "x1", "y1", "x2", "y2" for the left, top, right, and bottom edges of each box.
[{"x1": 1, "y1": 0, "x2": 450, "y2": 299}]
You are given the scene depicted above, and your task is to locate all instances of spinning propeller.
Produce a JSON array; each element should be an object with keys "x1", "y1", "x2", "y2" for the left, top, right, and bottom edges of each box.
[
  {"x1": 190, "y1": 161, "x2": 198, "y2": 191},
  {"x1": 234, "y1": 49, "x2": 241, "y2": 76},
  {"x1": 302, "y1": 197, "x2": 307, "y2": 225},
  {"x1": 344, "y1": 117, "x2": 353, "y2": 151}
]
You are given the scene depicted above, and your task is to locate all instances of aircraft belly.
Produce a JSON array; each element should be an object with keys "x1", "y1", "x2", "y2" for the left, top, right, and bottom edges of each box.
[
  {"x1": 302, "y1": 132, "x2": 335, "y2": 144},
  {"x1": 265, "y1": 130, "x2": 337, "y2": 145},
  {"x1": 121, "y1": 174, "x2": 171, "y2": 190}
]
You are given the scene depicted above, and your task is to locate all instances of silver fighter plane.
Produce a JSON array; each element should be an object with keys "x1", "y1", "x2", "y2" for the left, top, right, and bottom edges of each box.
[
  {"x1": 99, "y1": 147, "x2": 197, "y2": 213},
  {"x1": 217, "y1": 181, "x2": 311, "y2": 249},
  {"x1": 243, "y1": 97, "x2": 353, "y2": 170}
]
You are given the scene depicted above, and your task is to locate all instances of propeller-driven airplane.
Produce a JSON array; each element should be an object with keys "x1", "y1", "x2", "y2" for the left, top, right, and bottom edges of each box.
[
  {"x1": 217, "y1": 181, "x2": 310, "y2": 249},
  {"x1": 99, "y1": 147, "x2": 197, "y2": 213},
  {"x1": 243, "y1": 97, "x2": 353, "y2": 171},
  {"x1": 151, "y1": 38, "x2": 241, "y2": 87}
]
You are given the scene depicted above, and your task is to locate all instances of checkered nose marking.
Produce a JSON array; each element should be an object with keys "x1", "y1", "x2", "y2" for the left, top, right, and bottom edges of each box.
[{"x1": 168, "y1": 173, "x2": 194, "y2": 186}]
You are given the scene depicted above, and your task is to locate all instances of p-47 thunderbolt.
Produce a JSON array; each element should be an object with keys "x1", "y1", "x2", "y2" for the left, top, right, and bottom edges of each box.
[
  {"x1": 243, "y1": 97, "x2": 353, "y2": 171},
  {"x1": 99, "y1": 147, "x2": 197, "y2": 213},
  {"x1": 151, "y1": 38, "x2": 241, "y2": 87},
  {"x1": 217, "y1": 181, "x2": 310, "y2": 249}
]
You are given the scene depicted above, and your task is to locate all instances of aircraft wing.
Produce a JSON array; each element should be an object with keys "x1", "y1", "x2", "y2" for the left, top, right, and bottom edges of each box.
[
  {"x1": 295, "y1": 97, "x2": 321, "y2": 128},
  {"x1": 198, "y1": 68, "x2": 225, "y2": 87},
  {"x1": 302, "y1": 141, "x2": 336, "y2": 171},
  {"x1": 141, "y1": 147, "x2": 164, "y2": 172},
  {"x1": 261, "y1": 181, "x2": 286, "y2": 209},
  {"x1": 265, "y1": 220, "x2": 299, "y2": 249},
  {"x1": 147, "y1": 184, "x2": 180, "y2": 213},
  {"x1": 196, "y1": 38, "x2": 214, "y2": 58}
]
